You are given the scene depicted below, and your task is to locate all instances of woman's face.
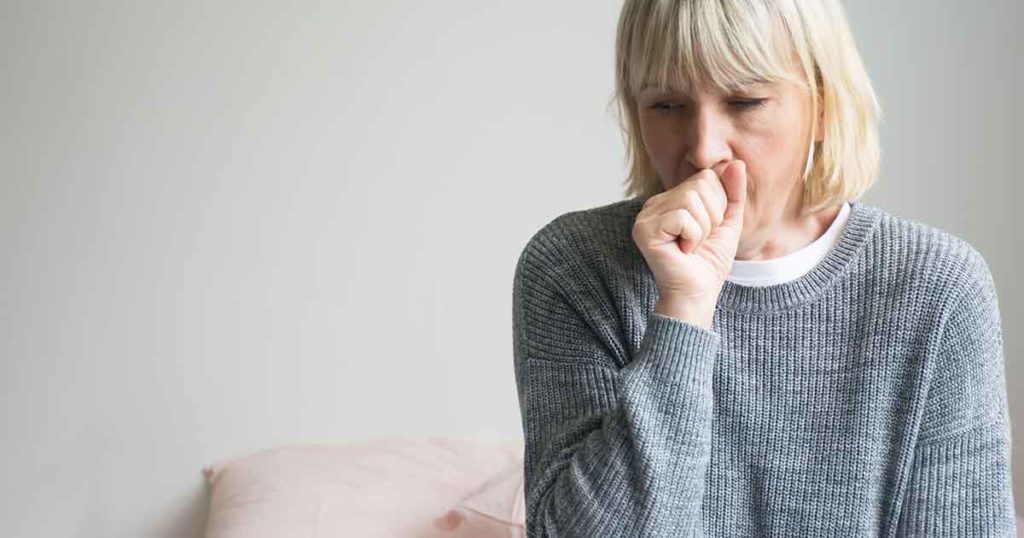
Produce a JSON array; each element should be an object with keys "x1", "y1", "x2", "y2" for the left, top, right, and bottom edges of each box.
[{"x1": 636, "y1": 67, "x2": 823, "y2": 240}]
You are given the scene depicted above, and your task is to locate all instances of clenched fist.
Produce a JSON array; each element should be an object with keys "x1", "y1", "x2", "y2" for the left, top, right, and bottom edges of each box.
[{"x1": 631, "y1": 160, "x2": 747, "y2": 326}]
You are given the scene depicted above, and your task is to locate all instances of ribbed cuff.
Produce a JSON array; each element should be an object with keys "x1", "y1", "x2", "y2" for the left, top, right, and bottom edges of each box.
[{"x1": 629, "y1": 313, "x2": 721, "y2": 387}]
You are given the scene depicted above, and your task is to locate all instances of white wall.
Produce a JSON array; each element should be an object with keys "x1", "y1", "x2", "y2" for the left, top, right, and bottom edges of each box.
[{"x1": 1, "y1": 1, "x2": 1020, "y2": 535}]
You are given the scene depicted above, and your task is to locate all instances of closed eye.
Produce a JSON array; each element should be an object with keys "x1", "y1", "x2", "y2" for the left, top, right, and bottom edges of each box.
[
  {"x1": 650, "y1": 102, "x2": 683, "y2": 112},
  {"x1": 731, "y1": 98, "x2": 768, "y2": 110},
  {"x1": 649, "y1": 99, "x2": 768, "y2": 114}
]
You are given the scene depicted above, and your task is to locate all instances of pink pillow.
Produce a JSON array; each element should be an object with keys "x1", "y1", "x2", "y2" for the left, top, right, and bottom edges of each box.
[
  {"x1": 432, "y1": 455, "x2": 525, "y2": 537},
  {"x1": 202, "y1": 437, "x2": 523, "y2": 538}
]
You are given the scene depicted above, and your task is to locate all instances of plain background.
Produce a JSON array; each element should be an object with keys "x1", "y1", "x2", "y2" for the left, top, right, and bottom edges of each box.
[{"x1": 1, "y1": 1, "x2": 1020, "y2": 535}]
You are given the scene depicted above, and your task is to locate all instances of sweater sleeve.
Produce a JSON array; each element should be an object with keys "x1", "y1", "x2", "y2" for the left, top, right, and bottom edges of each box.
[
  {"x1": 512, "y1": 234, "x2": 720, "y2": 537},
  {"x1": 895, "y1": 252, "x2": 1017, "y2": 537}
]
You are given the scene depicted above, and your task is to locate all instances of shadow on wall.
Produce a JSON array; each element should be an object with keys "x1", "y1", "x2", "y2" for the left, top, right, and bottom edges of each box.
[{"x1": 148, "y1": 478, "x2": 210, "y2": 538}]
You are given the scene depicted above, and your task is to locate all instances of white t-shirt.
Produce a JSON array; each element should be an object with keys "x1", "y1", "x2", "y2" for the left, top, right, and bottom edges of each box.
[{"x1": 726, "y1": 202, "x2": 852, "y2": 287}]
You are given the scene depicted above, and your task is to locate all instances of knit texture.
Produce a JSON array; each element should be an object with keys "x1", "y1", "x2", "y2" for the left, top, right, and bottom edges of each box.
[{"x1": 511, "y1": 197, "x2": 1016, "y2": 537}]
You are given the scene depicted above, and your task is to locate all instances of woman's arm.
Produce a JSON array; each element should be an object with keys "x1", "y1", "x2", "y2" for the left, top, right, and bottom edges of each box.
[
  {"x1": 512, "y1": 234, "x2": 719, "y2": 537},
  {"x1": 895, "y1": 251, "x2": 1017, "y2": 537}
]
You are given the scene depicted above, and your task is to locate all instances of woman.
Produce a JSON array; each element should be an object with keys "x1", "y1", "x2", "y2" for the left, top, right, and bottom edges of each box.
[{"x1": 511, "y1": 0, "x2": 1016, "y2": 536}]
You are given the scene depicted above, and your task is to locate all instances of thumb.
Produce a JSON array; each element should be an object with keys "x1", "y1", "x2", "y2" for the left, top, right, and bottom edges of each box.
[{"x1": 719, "y1": 160, "x2": 747, "y2": 230}]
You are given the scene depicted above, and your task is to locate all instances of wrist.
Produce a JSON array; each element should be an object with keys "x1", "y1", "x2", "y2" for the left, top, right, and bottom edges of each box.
[{"x1": 654, "y1": 295, "x2": 718, "y2": 329}]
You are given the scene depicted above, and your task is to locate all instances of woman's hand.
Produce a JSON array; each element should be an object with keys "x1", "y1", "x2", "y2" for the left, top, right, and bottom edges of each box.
[{"x1": 631, "y1": 160, "x2": 747, "y2": 326}]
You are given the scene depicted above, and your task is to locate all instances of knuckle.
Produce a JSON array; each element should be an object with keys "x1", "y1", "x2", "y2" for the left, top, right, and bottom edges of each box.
[
  {"x1": 686, "y1": 189, "x2": 702, "y2": 208},
  {"x1": 638, "y1": 196, "x2": 659, "y2": 218},
  {"x1": 695, "y1": 181, "x2": 713, "y2": 203},
  {"x1": 677, "y1": 207, "x2": 696, "y2": 232}
]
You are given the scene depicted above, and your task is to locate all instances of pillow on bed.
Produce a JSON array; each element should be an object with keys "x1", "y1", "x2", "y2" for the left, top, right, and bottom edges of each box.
[
  {"x1": 432, "y1": 454, "x2": 525, "y2": 537},
  {"x1": 202, "y1": 436, "x2": 523, "y2": 538}
]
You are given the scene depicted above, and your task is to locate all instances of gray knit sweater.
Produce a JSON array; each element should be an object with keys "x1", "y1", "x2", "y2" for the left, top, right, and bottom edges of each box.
[{"x1": 511, "y1": 197, "x2": 1016, "y2": 537}]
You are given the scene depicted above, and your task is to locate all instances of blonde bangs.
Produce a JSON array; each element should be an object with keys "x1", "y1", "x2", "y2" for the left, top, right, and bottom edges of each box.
[{"x1": 626, "y1": 0, "x2": 806, "y2": 98}]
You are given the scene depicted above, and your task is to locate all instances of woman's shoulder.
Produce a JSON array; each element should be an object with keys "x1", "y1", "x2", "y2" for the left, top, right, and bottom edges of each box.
[
  {"x1": 863, "y1": 202, "x2": 996, "y2": 301},
  {"x1": 515, "y1": 197, "x2": 646, "y2": 277},
  {"x1": 529, "y1": 197, "x2": 644, "y2": 245}
]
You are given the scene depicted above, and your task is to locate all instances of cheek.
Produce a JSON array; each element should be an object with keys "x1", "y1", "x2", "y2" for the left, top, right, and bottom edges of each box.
[
  {"x1": 640, "y1": 117, "x2": 673, "y2": 149},
  {"x1": 639, "y1": 119, "x2": 684, "y2": 168},
  {"x1": 740, "y1": 121, "x2": 798, "y2": 178},
  {"x1": 733, "y1": 128, "x2": 782, "y2": 205},
  {"x1": 749, "y1": 106, "x2": 813, "y2": 164}
]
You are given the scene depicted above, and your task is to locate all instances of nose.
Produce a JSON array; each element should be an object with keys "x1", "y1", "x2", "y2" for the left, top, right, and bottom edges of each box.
[{"x1": 684, "y1": 106, "x2": 733, "y2": 174}]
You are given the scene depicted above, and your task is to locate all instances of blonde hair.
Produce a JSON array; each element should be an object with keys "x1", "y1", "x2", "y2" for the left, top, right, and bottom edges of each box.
[{"x1": 610, "y1": 0, "x2": 882, "y2": 213}]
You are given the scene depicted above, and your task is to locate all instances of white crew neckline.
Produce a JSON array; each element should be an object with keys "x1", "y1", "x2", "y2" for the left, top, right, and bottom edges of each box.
[{"x1": 726, "y1": 202, "x2": 852, "y2": 287}]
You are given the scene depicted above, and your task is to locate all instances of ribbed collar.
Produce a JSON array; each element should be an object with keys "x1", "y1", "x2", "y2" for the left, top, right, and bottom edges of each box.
[
  {"x1": 727, "y1": 201, "x2": 851, "y2": 286},
  {"x1": 716, "y1": 200, "x2": 882, "y2": 313}
]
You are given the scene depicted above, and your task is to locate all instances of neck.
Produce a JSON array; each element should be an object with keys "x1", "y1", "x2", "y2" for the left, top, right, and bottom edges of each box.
[{"x1": 735, "y1": 201, "x2": 843, "y2": 261}]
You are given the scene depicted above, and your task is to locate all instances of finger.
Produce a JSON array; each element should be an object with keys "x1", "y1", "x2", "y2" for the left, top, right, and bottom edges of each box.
[
  {"x1": 694, "y1": 169, "x2": 727, "y2": 228},
  {"x1": 678, "y1": 189, "x2": 712, "y2": 241},
  {"x1": 720, "y1": 160, "x2": 747, "y2": 229},
  {"x1": 637, "y1": 192, "x2": 667, "y2": 221},
  {"x1": 644, "y1": 168, "x2": 715, "y2": 216},
  {"x1": 694, "y1": 179, "x2": 726, "y2": 229},
  {"x1": 635, "y1": 206, "x2": 702, "y2": 251},
  {"x1": 658, "y1": 207, "x2": 704, "y2": 253}
]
